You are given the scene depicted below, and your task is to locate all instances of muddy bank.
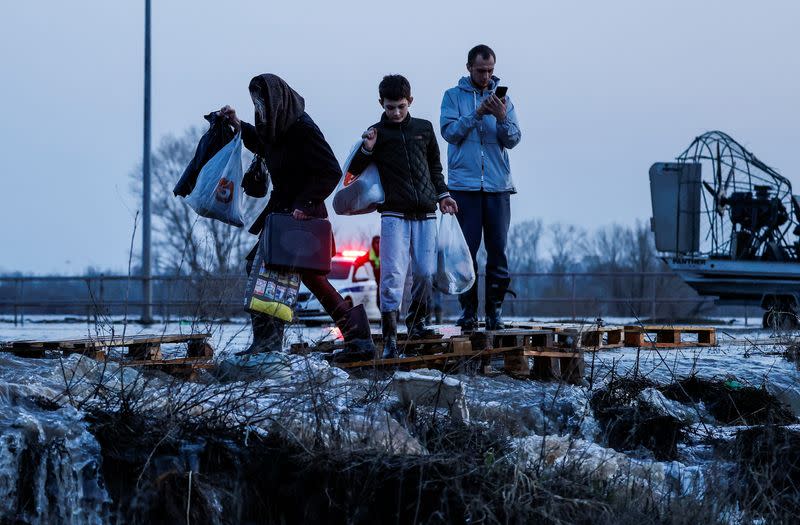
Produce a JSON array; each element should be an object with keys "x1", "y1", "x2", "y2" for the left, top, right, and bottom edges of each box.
[
  {"x1": 591, "y1": 374, "x2": 797, "y2": 457},
  {"x1": 86, "y1": 408, "x2": 729, "y2": 525}
]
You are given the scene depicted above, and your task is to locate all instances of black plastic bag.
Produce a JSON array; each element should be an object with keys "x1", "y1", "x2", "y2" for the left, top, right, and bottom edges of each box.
[
  {"x1": 242, "y1": 154, "x2": 270, "y2": 198},
  {"x1": 173, "y1": 111, "x2": 236, "y2": 197}
]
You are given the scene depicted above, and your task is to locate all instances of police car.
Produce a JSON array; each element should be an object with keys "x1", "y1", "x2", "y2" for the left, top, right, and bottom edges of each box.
[{"x1": 296, "y1": 250, "x2": 381, "y2": 321}]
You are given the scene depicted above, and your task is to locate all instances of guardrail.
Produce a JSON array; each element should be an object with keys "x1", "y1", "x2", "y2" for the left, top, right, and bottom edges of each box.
[{"x1": 0, "y1": 271, "x2": 718, "y2": 325}]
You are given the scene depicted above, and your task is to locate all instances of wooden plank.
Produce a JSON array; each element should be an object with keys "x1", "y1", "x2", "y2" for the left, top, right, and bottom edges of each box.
[
  {"x1": 127, "y1": 343, "x2": 162, "y2": 361},
  {"x1": 624, "y1": 325, "x2": 714, "y2": 332},
  {"x1": 560, "y1": 355, "x2": 584, "y2": 384},
  {"x1": 623, "y1": 325, "x2": 717, "y2": 348},
  {"x1": 7, "y1": 333, "x2": 210, "y2": 350},
  {"x1": 187, "y1": 340, "x2": 214, "y2": 358},
  {"x1": 116, "y1": 356, "x2": 214, "y2": 367},
  {"x1": 579, "y1": 326, "x2": 624, "y2": 349},
  {"x1": 333, "y1": 352, "x2": 470, "y2": 369},
  {"x1": 502, "y1": 350, "x2": 531, "y2": 376},
  {"x1": 698, "y1": 330, "x2": 716, "y2": 345}
]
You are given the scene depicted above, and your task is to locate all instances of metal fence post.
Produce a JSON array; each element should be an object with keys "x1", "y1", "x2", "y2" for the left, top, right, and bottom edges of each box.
[
  {"x1": 571, "y1": 274, "x2": 576, "y2": 321},
  {"x1": 651, "y1": 278, "x2": 657, "y2": 320},
  {"x1": 19, "y1": 279, "x2": 25, "y2": 325},
  {"x1": 13, "y1": 278, "x2": 20, "y2": 326}
]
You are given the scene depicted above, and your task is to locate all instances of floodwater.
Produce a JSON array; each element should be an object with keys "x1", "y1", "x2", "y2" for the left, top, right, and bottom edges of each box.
[{"x1": 0, "y1": 315, "x2": 798, "y2": 523}]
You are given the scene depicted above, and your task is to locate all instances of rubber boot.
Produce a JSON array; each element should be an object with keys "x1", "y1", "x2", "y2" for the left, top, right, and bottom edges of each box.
[
  {"x1": 485, "y1": 277, "x2": 513, "y2": 331},
  {"x1": 456, "y1": 282, "x2": 479, "y2": 330},
  {"x1": 381, "y1": 311, "x2": 398, "y2": 359},
  {"x1": 405, "y1": 299, "x2": 436, "y2": 340},
  {"x1": 331, "y1": 304, "x2": 376, "y2": 363},
  {"x1": 236, "y1": 313, "x2": 284, "y2": 356}
]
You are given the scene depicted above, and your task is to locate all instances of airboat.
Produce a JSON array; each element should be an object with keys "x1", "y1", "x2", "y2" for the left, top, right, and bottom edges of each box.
[{"x1": 650, "y1": 131, "x2": 800, "y2": 328}]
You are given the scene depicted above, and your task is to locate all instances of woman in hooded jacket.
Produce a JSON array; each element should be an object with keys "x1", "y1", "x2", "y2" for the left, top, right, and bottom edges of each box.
[{"x1": 221, "y1": 74, "x2": 374, "y2": 362}]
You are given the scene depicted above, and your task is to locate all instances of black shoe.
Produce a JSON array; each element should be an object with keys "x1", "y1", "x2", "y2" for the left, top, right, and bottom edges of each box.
[
  {"x1": 405, "y1": 299, "x2": 432, "y2": 338},
  {"x1": 331, "y1": 304, "x2": 376, "y2": 363},
  {"x1": 457, "y1": 282, "x2": 479, "y2": 330},
  {"x1": 485, "y1": 276, "x2": 514, "y2": 332},
  {"x1": 455, "y1": 313, "x2": 479, "y2": 330},
  {"x1": 485, "y1": 314, "x2": 505, "y2": 331},
  {"x1": 236, "y1": 313, "x2": 284, "y2": 355},
  {"x1": 381, "y1": 311, "x2": 398, "y2": 359}
]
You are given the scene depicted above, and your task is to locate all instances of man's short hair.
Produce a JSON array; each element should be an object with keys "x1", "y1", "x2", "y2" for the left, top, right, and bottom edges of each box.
[
  {"x1": 467, "y1": 44, "x2": 496, "y2": 67},
  {"x1": 379, "y1": 75, "x2": 411, "y2": 101}
]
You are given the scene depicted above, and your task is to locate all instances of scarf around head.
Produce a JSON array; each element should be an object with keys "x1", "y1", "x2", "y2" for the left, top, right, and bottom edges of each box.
[{"x1": 248, "y1": 74, "x2": 305, "y2": 144}]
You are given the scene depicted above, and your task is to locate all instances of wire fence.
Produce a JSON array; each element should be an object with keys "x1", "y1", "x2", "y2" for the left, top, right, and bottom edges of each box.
[{"x1": 0, "y1": 271, "x2": 728, "y2": 325}]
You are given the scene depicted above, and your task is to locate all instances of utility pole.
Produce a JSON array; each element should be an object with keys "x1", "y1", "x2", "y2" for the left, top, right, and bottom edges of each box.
[{"x1": 141, "y1": 0, "x2": 153, "y2": 324}]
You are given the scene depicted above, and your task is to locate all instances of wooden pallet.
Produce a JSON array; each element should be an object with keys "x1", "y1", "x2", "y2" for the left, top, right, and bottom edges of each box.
[
  {"x1": 334, "y1": 329, "x2": 584, "y2": 385},
  {"x1": 291, "y1": 332, "x2": 470, "y2": 356},
  {"x1": 578, "y1": 326, "x2": 624, "y2": 350},
  {"x1": 468, "y1": 329, "x2": 582, "y2": 384},
  {"x1": 333, "y1": 350, "x2": 476, "y2": 371},
  {"x1": 507, "y1": 323, "x2": 624, "y2": 351},
  {"x1": 623, "y1": 325, "x2": 717, "y2": 348},
  {"x1": 468, "y1": 329, "x2": 555, "y2": 351},
  {"x1": 2, "y1": 334, "x2": 214, "y2": 377},
  {"x1": 300, "y1": 328, "x2": 583, "y2": 383},
  {"x1": 114, "y1": 355, "x2": 215, "y2": 380}
]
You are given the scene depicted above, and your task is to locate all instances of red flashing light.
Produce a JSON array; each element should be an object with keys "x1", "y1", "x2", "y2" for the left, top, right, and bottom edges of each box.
[{"x1": 340, "y1": 249, "x2": 367, "y2": 258}]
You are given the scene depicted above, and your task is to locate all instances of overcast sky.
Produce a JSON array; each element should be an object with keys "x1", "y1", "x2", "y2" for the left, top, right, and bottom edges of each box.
[{"x1": 1, "y1": 0, "x2": 798, "y2": 274}]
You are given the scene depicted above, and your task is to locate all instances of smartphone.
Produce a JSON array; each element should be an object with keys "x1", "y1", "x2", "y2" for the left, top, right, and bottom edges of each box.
[{"x1": 495, "y1": 86, "x2": 508, "y2": 99}]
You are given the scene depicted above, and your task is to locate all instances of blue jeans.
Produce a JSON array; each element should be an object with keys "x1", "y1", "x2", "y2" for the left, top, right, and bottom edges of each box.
[
  {"x1": 449, "y1": 191, "x2": 511, "y2": 311},
  {"x1": 379, "y1": 217, "x2": 437, "y2": 314}
]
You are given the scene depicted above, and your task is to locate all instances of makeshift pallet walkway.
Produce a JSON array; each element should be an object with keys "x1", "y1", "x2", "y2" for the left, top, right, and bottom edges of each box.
[
  {"x1": 330, "y1": 328, "x2": 584, "y2": 385},
  {"x1": 290, "y1": 333, "x2": 471, "y2": 356},
  {"x1": 623, "y1": 325, "x2": 717, "y2": 348},
  {"x1": 316, "y1": 335, "x2": 474, "y2": 371},
  {"x1": 1, "y1": 333, "x2": 214, "y2": 378}
]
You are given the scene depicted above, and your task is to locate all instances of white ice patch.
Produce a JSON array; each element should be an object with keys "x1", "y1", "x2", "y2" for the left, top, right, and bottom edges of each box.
[{"x1": 639, "y1": 387, "x2": 700, "y2": 423}]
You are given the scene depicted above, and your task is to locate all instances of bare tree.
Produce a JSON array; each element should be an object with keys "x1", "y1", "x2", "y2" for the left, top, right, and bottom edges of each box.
[
  {"x1": 548, "y1": 223, "x2": 583, "y2": 274},
  {"x1": 507, "y1": 218, "x2": 543, "y2": 273},
  {"x1": 130, "y1": 128, "x2": 264, "y2": 275}
]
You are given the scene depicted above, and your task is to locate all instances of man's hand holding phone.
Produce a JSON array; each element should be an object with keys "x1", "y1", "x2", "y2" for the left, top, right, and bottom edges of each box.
[{"x1": 476, "y1": 86, "x2": 508, "y2": 121}]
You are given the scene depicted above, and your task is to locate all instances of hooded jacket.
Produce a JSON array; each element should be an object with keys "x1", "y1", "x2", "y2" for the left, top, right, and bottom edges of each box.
[
  {"x1": 440, "y1": 76, "x2": 521, "y2": 192},
  {"x1": 240, "y1": 75, "x2": 340, "y2": 234},
  {"x1": 348, "y1": 113, "x2": 449, "y2": 218}
]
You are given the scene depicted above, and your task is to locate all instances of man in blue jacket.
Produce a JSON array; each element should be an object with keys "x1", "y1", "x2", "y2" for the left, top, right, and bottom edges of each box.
[{"x1": 440, "y1": 44, "x2": 522, "y2": 330}]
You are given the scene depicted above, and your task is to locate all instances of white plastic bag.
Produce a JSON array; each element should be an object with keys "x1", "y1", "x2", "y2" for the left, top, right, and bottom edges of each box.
[
  {"x1": 184, "y1": 132, "x2": 245, "y2": 227},
  {"x1": 332, "y1": 141, "x2": 385, "y2": 215},
  {"x1": 435, "y1": 214, "x2": 476, "y2": 295}
]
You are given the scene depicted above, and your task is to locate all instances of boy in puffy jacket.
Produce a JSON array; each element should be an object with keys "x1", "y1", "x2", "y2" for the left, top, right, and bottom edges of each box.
[{"x1": 349, "y1": 75, "x2": 458, "y2": 358}]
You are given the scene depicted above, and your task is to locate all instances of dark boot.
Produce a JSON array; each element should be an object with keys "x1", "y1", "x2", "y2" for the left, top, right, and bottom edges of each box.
[
  {"x1": 236, "y1": 313, "x2": 284, "y2": 355},
  {"x1": 456, "y1": 283, "x2": 479, "y2": 330},
  {"x1": 405, "y1": 299, "x2": 436, "y2": 340},
  {"x1": 381, "y1": 311, "x2": 398, "y2": 359},
  {"x1": 331, "y1": 304, "x2": 376, "y2": 363},
  {"x1": 485, "y1": 277, "x2": 514, "y2": 331}
]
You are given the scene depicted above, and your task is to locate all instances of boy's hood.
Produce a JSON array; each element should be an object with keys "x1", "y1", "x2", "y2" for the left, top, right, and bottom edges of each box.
[{"x1": 457, "y1": 75, "x2": 500, "y2": 93}]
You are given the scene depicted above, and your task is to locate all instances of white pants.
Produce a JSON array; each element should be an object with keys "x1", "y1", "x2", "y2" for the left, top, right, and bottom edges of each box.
[{"x1": 379, "y1": 217, "x2": 437, "y2": 313}]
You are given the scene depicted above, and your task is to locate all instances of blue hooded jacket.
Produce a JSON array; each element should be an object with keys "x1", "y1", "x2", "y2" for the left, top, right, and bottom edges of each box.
[{"x1": 440, "y1": 76, "x2": 521, "y2": 192}]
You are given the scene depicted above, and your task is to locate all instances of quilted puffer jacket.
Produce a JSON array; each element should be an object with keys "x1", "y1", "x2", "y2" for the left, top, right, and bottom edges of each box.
[{"x1": 348, "y1": 113, "x2": 449, "y2": 218}]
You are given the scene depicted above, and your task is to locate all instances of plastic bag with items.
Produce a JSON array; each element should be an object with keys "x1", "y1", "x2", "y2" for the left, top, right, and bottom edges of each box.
[
  {"x1": 332, "y1": 141, "x2": 385, "y2": 215},
  {"x1": 173, "y1": 111, "x2": 236, "y2": 197},
  {"x1": 434, "y1": 214, "x2": 476, "y2": 295},
  {"x1": 184, "y1": 133, "x2": 245, "y2": 227}
]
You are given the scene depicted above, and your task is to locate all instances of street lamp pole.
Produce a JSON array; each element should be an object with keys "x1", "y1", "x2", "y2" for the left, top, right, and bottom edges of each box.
[{"x1": 142, "y1": 0, "x2": 153, "y2": 324}]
